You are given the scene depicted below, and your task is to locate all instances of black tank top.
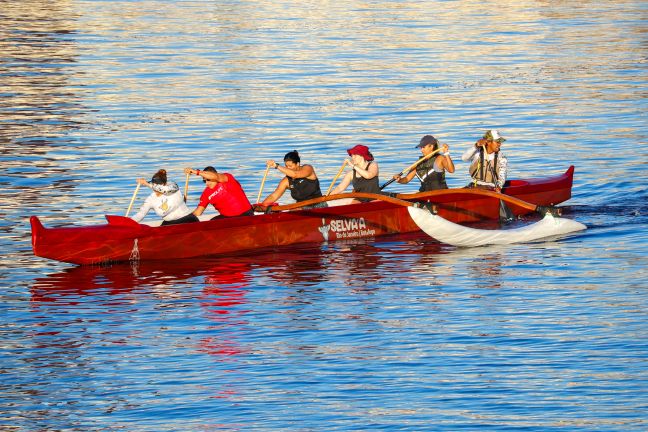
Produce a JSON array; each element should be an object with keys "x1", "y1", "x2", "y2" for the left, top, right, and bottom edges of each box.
[
  {"x1": 352, "y1": 162, "x2": 381, "y2": 200},
  {"x1": 288, "y1": 176, "x2": 323, "y2": 202}
]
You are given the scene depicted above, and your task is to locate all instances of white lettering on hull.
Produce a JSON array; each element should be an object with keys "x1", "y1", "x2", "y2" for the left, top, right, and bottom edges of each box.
[{"x1": 318, "y1": 217, "x2": 375, "y2": 241}]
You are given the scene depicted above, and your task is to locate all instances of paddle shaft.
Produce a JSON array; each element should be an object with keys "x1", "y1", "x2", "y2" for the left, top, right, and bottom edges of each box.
[
  {"x1": 257, "y1": 165, "x2": 271, "y2": 203},
  {"x1": 380, "y1": 148, "x2": 442, "y2": 190},
  {"x1": 326, "y1": 161, "x2": 347, "y2": 196},
  {"x1": 183, "y1": 172, "x2": 190, "y2": 202},
  {"x1": 125, "y1": 183, "x2": 141, "y2": 217}
]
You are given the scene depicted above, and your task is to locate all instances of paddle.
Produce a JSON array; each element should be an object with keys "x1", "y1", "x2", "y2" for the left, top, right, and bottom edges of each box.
[
  {"x1": 125, "y1": 183, "x2": 141, "y2": 217},
  {"x1": 326, "y1": 161, "x2": 347, "y2": 196},
  {"x1": 380, "y1": 148, "x2": 442, "y2": 190},
  {"x1": 183, "y1": 171, "x2": 190, "y2": 202},
  {"x1": 257, "y1": 165, "x2": 271, "y2": 203}
]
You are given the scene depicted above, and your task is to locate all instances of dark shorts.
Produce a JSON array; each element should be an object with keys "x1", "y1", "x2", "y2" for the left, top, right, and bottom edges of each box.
[
  {"x1": 161, "y1": 213, "x2": 200, "y2": 225},
  {"x1": 210, "y1": 208, "x2": 255, "y2": 220}
]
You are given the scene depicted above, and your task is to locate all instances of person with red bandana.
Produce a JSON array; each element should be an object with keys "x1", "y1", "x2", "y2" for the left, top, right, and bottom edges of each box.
[{"x1": 184, "y1": 166, "x2": 254, "y2": 219}]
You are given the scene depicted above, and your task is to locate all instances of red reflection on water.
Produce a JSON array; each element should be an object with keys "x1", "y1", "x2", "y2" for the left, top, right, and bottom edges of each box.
[{"x1": 198, "y1": 260, "x2": 252, "y2": 359}]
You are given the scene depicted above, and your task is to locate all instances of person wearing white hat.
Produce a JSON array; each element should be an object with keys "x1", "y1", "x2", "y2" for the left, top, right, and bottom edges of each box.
[{"x1": 461, "y1": 129, "x2": 508, "y2": 192}]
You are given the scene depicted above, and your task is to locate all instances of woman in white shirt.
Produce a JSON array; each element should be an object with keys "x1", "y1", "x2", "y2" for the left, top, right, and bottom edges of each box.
[{"x1": 131, "y1": 169, "x2": 199, "y2": 225}]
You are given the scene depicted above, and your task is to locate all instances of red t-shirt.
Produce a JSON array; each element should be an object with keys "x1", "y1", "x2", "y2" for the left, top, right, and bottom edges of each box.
[{"x1": 198, "y1": 173, "x2": 252, "y2": 217}]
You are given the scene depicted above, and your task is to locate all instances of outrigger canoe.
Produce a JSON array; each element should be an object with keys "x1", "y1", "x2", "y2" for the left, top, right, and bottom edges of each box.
[{"x1": 30, "y1": 166, "x2": 575, "y2": 265}]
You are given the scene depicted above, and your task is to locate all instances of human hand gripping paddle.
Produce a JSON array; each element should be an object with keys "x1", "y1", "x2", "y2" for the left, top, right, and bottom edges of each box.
[{"x1": 380, "y1": 147, "x2": 443, "y2": 190}]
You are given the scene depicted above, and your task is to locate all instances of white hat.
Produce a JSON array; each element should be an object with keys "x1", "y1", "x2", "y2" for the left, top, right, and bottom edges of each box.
[{"x1": 484, "y1": 129, "x2": 506, "y2": 142}]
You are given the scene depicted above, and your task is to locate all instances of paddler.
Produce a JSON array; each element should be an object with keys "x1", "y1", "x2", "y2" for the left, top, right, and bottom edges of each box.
[
  {"x1": 461, "y1": 129, "x2": 508, "y2": 192},
  {"x1": 328, "y1": 144, "x2": 381, "y2": 202},
  {"x1": 392, "y1": 135, "x2": 455, "y2": 191},
  {"x1": 184, "y1": 166, "x2": 254, "y2": 219},
  {"x1": 131, "y1": 169, "x2": 199, "y2": 225},
  {"x1": 259, "y1": 150, "x2": 327, "y2": 210}
]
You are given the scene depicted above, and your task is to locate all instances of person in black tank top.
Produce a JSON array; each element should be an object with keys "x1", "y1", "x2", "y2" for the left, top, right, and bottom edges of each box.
[
  {"x1": 393, "y1": 135, "x2": 455, "y2": 192},
  {"x1": 258, "y1": 150, "x2": 327, "y2": 210},
  {"x1": 328, "y1": 144, "x2": 381, "y2": 203}
]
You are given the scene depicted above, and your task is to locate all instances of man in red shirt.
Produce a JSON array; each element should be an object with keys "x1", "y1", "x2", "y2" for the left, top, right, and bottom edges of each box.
[{"x1": 184, "y1": 166, "x2": 253, "y2": 219}]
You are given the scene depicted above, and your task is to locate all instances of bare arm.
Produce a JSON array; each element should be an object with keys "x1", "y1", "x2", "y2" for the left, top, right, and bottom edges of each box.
[
  {"x1": 351, "y1": 160, "x2": 378, "y2": 180},
  {"x1": 136, "y1": 177, "x2": 151, "y2": 189},
  {"x1": 395, "y1": 169, "x2": 417, "y2": 184},
  {"x1": 261, "y1": 177, "x2": 289, "y2": 205},
  {"x1": 269, "y1": 160, "x2": 315, "y2": 179},
  {"x1": 438, "y1": 144, "x2": 455, "y2": 173},
  {"x1": 200, "y1": 171, "x2": 228, "y2": 182},
  {"x1": 192, "y1": 205, "x2": 206, "y2": 217},
  {"x1": 329, "y1": 171, "x2": 353, "y2": 195},
  {"x1": 441, "y1": 155, "x2": 455, "y2": 173},
  {"x1": 184, "y1": 167, "x2": 227, "y2": 183}
]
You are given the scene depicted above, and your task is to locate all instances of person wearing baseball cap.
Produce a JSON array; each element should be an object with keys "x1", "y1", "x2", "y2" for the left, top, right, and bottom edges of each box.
[
  {"x1": 461, "y1": 129, "x2": 508, "y2": 192},
  {"x1": 393, "y1": 135, "x2": 455, "y2": 191}
]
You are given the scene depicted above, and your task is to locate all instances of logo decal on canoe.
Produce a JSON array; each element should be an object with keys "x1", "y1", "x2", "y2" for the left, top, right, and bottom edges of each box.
[
  {"x1": 129, "y1": 238, "x2": 140, "y2": 261},
  {"x1": 319, "y1": 217, "x2": 375, "y2": 241}
]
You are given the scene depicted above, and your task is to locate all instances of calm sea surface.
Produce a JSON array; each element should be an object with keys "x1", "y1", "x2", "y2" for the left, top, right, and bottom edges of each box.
[{"x1": 1, "y1": 1, "x2": 647, "y2": 430}]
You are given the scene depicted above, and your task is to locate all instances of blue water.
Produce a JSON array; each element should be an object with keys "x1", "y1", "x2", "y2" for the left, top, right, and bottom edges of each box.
[{"x1": 1, "y1": 1, "x2": 647, "y2": 430}]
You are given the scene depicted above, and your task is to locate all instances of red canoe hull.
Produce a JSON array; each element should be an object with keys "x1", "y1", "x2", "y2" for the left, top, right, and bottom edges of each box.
[{"x1": 31, "y1": 167, "x2": 574, "y2": 265}]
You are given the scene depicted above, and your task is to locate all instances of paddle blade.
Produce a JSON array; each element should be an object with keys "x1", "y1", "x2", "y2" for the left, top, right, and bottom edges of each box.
[
  {"x1": 408, "y1": 207, "x2": 586, "y2": 247},
  {"x1": 499, "y1": 200, "x2": 515, "y2": 222}
]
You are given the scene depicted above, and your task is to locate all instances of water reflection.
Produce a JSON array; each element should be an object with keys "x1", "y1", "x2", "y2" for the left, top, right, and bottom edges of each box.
[
  {"x1": 0, "y1": 1, "x2": 82, "y2": 139},
  {"x1": 198, "y1": 260, "x2": 252, "y2": 360},
  {"x1": 28, "y1": 235, "x2": 454, "y2": 318},
  {"x1": 0, "y1": 1, "x2": 88, "y2": 231}
]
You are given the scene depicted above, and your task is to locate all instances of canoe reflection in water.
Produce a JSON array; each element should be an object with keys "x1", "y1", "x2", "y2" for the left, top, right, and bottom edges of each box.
[
  {"x1": 29, "y1": 257, "x2": 251, "y2": 304},
  {"x1": 31, "y1": 247, "x2": 326, "y2": 302},
  {"x1": 199, "y1": 260, "x2": 252, "y2": 360}
]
